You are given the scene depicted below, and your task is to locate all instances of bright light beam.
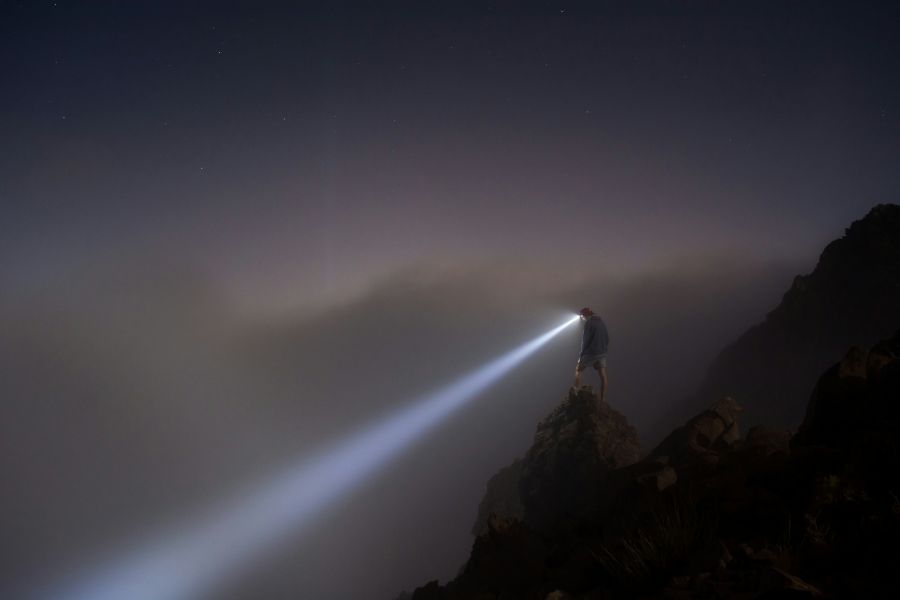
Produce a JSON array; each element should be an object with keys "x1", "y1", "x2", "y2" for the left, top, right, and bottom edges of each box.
[{"x1": 44, "y1": 315, "x2": 580, "y2": 600}]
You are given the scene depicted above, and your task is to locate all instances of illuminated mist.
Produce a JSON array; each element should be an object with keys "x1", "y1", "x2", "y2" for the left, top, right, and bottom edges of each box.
[{"x1": 44, "y1": 316, "x2": 579, "y2": 600}]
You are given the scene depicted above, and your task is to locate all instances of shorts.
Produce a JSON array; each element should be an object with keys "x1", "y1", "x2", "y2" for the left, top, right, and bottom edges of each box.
[{"x1": 577, "y1": 354, "x2": 607, "y2": 371}]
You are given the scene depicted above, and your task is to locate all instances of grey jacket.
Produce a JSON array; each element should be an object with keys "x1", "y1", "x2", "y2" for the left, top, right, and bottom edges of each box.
[{"x1": 580, "y1": 315, "x2": 609, "y2": 357}]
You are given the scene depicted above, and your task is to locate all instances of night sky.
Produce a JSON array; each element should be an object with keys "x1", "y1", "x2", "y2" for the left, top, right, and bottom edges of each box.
[{"x1": 3, "y1": 2, "x2": 900, "y2": 599}]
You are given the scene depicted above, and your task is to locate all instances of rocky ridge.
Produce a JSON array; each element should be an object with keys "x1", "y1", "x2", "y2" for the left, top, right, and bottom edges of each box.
[
  {"x1": 399, "y1": 205, "x2": 900, "y2": 599},
  {"x1": 407, "y1": 329, "x2": 900, "y2": 599}
]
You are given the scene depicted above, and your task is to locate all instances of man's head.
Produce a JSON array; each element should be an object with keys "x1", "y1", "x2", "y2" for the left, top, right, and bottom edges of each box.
[{"x1": 578, "y1": 307, "x2": 593, "y2": 321}]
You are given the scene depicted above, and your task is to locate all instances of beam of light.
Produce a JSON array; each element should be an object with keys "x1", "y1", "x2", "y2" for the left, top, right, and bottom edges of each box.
[{"x1": 41, "y1": 315, "x2": 580, "y2": 600}]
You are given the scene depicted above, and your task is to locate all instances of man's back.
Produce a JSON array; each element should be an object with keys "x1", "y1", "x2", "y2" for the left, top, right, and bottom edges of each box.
[{"x1": 581, "y1": 315, "x2": 609, "y2": 357}]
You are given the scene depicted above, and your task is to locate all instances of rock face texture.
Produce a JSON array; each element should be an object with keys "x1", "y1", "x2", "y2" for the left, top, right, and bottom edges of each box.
[
  {"x1": 696, "y1": 203, "x2": 900, "y2": 428},
  {"x1": 647, "y1": 396, "x2": 744, "y2": 468},
  {"x1": 471, "y1": 459, "x2": 524, "y2": 536},
  {"x1": 519, "y1": 387, "x2": 642, "y2": 530},
  {"x1": 792, "y1": 329, "x2": 900, "y2": 448},
  {"x1": 472, "y1": 387, "x2": 641, "y2": 536},
  {"x1": 408, "y1": 331, "x2": 900, "y2": 599}
]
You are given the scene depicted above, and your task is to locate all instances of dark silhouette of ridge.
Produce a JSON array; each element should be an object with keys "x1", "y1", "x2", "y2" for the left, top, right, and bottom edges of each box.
[
  {"x1": 692, "y1": 203, "x2": 900, "y2": 429},
  {"x1": 403, "y1": 329, "x2": 900, "y2": 599}
]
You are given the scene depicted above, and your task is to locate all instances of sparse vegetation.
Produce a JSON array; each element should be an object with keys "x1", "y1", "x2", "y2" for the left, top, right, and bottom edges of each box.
[{"x1": 593, "y1": 489, "x2": 718, "y2": 589}]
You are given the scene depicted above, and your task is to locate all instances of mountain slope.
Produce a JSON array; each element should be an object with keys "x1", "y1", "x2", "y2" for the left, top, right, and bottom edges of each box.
[{"x1": 695, "y1": 203, "x2": 900, "y2": 428}]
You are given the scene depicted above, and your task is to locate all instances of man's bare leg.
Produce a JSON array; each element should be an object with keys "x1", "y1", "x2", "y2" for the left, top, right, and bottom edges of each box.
[
  {"x1": 597, "y1": 366, "x2": 608, "y2": 401},
  {"x1": 574, "y1": 364, "x2": 583, "y2": 388}
]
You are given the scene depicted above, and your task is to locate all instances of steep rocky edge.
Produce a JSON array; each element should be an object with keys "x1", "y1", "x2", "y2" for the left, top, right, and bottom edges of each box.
[
  {"x1": 472, "y1": 389, "x2": 641, "y2": 536},
  {"x1": 405, "y1": 329, "x2": 900, "y2": 599},
  {"x1": 694, "y1": 203, "x2": 900, "y2": 429}
]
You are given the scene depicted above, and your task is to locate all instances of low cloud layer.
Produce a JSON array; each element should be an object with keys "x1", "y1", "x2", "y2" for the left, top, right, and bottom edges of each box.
[{"x1": 1, "y1": 253, "x2": 798, "y2": 598}]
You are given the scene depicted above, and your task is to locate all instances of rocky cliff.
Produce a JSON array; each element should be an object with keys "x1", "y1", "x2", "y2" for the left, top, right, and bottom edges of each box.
[
  {"x1": 400, "y1": 206, "x2": 900, "y2": 599},
  {"x1": 695, "y1": 203, "x2": 900, "y2": 429},
  {"x1": 473, "y1": 388, "x2": 641, "y2": 536},
  {"x1": 519, "y1": 388, "x2": 642, "y2": 532},
  {"x1": 407, "y1": 329, "x2": 900, "y2": 599}
]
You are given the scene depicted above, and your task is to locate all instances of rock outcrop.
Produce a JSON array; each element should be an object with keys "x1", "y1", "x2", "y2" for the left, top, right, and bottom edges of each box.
[
  {"x1": 647, "y1": 396, "x2": 744, "y2": 469},
  {"x1": 520, "y1": 387, "x2": 641, "y2": 530},
  {"x1": 792, "y1": 328, "x2": 900, "y2": 448},
  {"x1": 471, "y1": 459, "x2": 524, "y2": 536},
  {"x1": 473, "y1": 387, "x2": 641, "y2": 535},
  {"x1": 409, "y1": 331, "x2": 900, "y2": 599}
]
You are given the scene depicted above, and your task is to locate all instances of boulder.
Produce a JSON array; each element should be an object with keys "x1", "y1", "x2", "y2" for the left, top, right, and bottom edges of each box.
[
  {"x1": 648, "y1": 397, "x2": 744, "y2": 469},
  {"x1": 792, "y1": 349, "x2": 867, "y2": 447},
  {"x1": 792, "y1": 337, "x2": 900, "y2": 448},
  {"x1": 519, "y1": 387, "x2": 641, "y2": 529},
  {"x1": 472, "y1": 387, "x2": 640, "y2": 534},
  {"x1": 743, "y1": 425, "x2": 792, "y2": 458}
]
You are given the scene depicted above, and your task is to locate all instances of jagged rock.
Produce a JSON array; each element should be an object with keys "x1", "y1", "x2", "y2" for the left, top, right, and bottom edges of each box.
[
  {"x1": 472, "y1": 387, "x2": 640, "y2": 534},
  {"x1": 868, "y1": 330, "x2": 900, "y2": 427},
  {"x1": 866, "y1": 331, "x2": 900, "y2": 377},
  {"x1": 791, "y1": 339, "x2": 896, "y2": 448},
  {"x1": 648, "y1": 397, "x2": 744, "y2": 469},
  {"x1": 486, "y1": 512, "x2": 517, "y2": 535},
  {"x1": 409, "y1": 329, "x2": 900, "y2": 600},
  {"x1": 743, "y1": 425, "x2": 792, "y2": 458},
  {"x1": 410, "y1": 581, "x2": 442, "y2": 600},
  {"x1": 472, "y1": 459, "x2": 524, "y2": 536},
  {"x1": 519, "y1": 387, "x2": 641, "y2": 530},
  {"x1": 792, "y1": 351, "x2": 867, "y2": 447}
]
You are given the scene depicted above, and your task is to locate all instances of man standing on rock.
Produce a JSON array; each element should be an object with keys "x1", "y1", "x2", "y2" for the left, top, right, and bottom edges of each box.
[{"x1": 574, "y1": 307, "x2": 609, "y2": 400}]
